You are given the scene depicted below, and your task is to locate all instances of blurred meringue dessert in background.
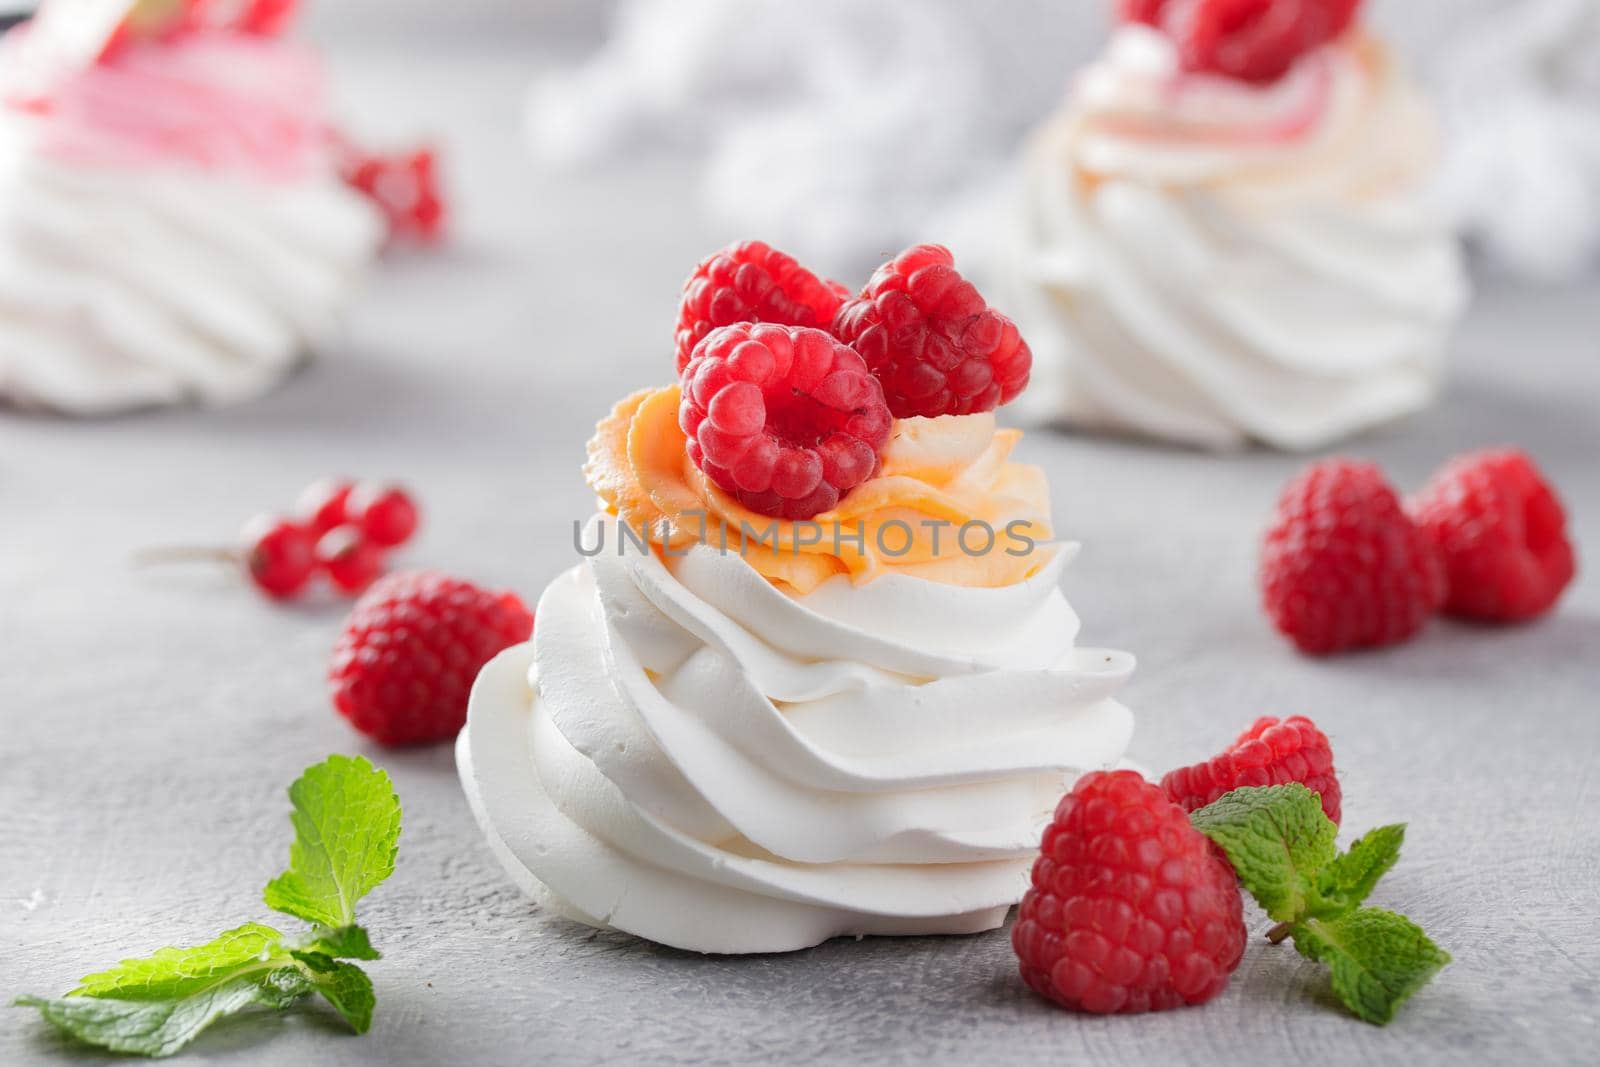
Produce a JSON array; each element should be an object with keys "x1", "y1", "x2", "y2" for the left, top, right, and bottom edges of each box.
[
  {"x1": 0, "y1": 0, "x2": 384, "y2": 415},
  {"x1": 459, "y1": 242, "x2": 1136, "y2": 953},
  {"x1": 1003, "y1": 0, "x2": 1469, "y2": 451}
]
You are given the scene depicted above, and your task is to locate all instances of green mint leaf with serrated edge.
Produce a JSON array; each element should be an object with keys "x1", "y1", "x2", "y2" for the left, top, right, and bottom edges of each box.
[
  {"x1": 15, "y1": 755, "x2": 401, "y2": 1057},
  {"x1": 289, "y1": 953, "x2": 376, "y2": 1034},
  {"x1": 16, "y1": 967, "x2": 312, "y2": 1058},
  {"x1": 1313, "y1": 824, "x2": 1405, "y2": 916},
  {"x1": 297, "y1": 924, "x2": 381, "y2": 961},
  {"x1": 1190, "y1": 785, "x2": 1448, "y2": 1025},
  {"x1": 1292, "y1": 908, "x2": 1451, "y2": 1025},
  {"x1": 1189, "y1": 783, "x2": 1336, "y2": 922},
  {"x1": 263, "y1": 754, "x2": 401, "y2": 929},
  {"x1": 67, "y1": 923, "x2": 286, "y2": 1001}
]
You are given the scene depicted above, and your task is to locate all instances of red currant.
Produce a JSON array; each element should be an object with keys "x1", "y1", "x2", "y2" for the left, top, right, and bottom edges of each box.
[
  {"x1": 349, "y1": 483, "x2": 419, "y2": 548},
  {"x1": 242, "y1": 516, "x2": 316, "y2": 600},
  {"x1": 338, "y1": 146, "x2": 446, "y2": 244},
  {"x1": 297, "y1": 477, "x2": 355, "y2": 538},
  {"x1": 317, "y1": 525, "x2": 385, "y2": 595}
]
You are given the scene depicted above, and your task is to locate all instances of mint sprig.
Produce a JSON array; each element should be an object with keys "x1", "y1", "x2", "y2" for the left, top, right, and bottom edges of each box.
[
  {"x1": 265, "y1": 754, "x2": 401, "y2": 929},
  {"x1": 16, "y1": 755, "x2": 401, "y2": 1058},
  {"x1": 1191, "y1": 784, "x2": 1448, "y2": 1025}
]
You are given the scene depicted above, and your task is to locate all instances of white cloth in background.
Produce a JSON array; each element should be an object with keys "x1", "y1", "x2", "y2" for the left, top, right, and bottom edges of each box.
[
  {"x1": 527, "y1": 0, "x2": 1600, "y2": 282},
  {"x1": 525, "y1": 0, "x2": 1071, "y2": 273},
  {"x1": 1425, "y1": 0, "x2": 1600, "y2": 281}
]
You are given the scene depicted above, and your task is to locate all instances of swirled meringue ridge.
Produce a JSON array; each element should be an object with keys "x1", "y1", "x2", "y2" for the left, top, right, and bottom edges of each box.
[
  {"x1": 459, "y1": 514, "x2": 1134, "y2": 953},
  {"x1": 1005, "y1": 27, "x2": 1468, "y2": 450}
]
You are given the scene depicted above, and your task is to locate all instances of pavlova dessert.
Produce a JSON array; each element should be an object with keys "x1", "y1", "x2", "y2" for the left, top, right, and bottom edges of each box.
[
  {"x1": 1004, "y1": 0, "x2": 1468, "y2": 451},
  {"x1": 459, "y1": 241, "x2": 1136, "y2": 953},
  {"x1": 0, "y1": 1, "x2": 385, "y2": 414}
]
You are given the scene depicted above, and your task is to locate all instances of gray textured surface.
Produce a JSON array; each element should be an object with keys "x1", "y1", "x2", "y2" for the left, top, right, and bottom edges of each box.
[{"x1": 3, "y1": 32, "x2": 1600, "y2": 1067}]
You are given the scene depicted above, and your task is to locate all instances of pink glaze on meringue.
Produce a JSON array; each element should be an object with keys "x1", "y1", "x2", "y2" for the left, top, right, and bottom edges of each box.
[
  {"x1": 3, "y1": 25, "x2": 327, "y2": 179},
  {"x1": 1084, "y1": 30, "x2": 1340, "y2": 150}
]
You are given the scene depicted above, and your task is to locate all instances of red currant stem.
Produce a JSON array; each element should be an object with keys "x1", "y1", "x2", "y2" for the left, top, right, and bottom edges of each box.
[
  {"x1": 130, "y1": 545, "x2": 242, "y2": 567},
  {"x1": 1266, "y1": 921, "x2": 1295, "y2": 944}
]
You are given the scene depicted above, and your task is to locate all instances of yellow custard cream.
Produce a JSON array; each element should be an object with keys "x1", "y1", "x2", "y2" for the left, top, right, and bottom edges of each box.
[{"x1": 585, "y1": 385, "x2": 1055, "y2": 592}]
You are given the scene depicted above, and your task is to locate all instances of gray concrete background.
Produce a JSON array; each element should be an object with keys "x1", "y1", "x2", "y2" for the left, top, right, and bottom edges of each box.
[{"x1": 3, "y1": 25, "x2": 1599, "y2": 1067}]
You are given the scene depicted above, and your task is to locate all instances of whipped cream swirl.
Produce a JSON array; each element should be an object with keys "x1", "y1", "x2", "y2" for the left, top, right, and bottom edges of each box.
[
  {"x1": 1004, "y1": 27, "x2": 1469, "y2": 451},
  {"x1": 0, "y1": 30, "x2": 382, "y2": 414},
  {"x1": 458, "y1": 515, "x2": 1134, "y2": 953}
]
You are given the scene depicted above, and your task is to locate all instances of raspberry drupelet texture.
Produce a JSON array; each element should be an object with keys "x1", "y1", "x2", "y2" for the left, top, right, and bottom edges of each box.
[
  {"x1": 1260, "y1": 459, "x2": 1445, "y2": 655},
  {"x1": 1410, "y1": 448, "x2": 1576, "y2": 623},
  {"x1": 1014, "y1": 770, "x2": 1246, "y2": 1014},
  {"x1": 674, "y1": 241, "x2": 848, "y2": 375},
  {"x1": 831, "y1": 244, "x2": 1031, "y2": 419},
  {"x1": 679, "y1": 323, "x2": 892, "y2": 520},
  {"x1": 330, "y1": 571, "x2": 534, "y2": 746},
  {"x1": 1163, "y1": 715, "x2": 1342, "y2": 825}
]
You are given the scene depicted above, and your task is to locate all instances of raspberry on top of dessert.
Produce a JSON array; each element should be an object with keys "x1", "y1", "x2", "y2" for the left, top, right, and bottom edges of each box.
[{"x1": 587, "y1": 241, "x2": 1047, "y2": 593}]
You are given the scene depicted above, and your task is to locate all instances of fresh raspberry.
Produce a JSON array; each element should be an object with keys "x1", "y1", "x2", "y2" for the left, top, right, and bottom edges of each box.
[
  {"x1": 1260, "y1": 460, "x2": 1445, "y2": 655},
  {"x1": 831, "y1": 244, "x2": 1031, "y2": 419},
  {"x1": 1172, "y1": 0, "x2": 1364, "y2": 84},
  {"x1": 1162, "y1": 716, "x2": 1341, "y2": 825},
  {"x1": 1013, "y1": 770, "x2": 1246, "y2": 1014},
  {"x1": 339, "y1": 147, "x2": 446, "y2": 244},
  {"x1": 1409, "y1": 448, "x2": 1576, "y2": 623},
  {"x1": 674, "y1": 241, "x2": 848, "y2": 374},
  {"x1": 679, "y1": 324, "x2": 891, "y2": 520},
  {"x1": 330, "y1": 571, "x2": 534, "y2": 746}
]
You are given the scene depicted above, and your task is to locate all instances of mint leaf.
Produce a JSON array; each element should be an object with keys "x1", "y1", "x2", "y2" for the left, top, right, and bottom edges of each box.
[
  {"x1": 290, "y1": 954, "x2": 376, "y2": 1035},
  {"x1": 69, "y1": 924, "x2": 285, "y2": 1000},
  {"x1": 17, "y1": 967, "x2": 312, "y2": 1058},
  {"x1": 1190, "y1": 785, "x2": 1447, "y2": 1024},
  {"x1": 299, "y1": 924, "x2": 380, "y2": 962},
  {"x1": 1190, "y1": 783, "x2": 1336, "y2": 921},
  {"x1": 1314, "y1": 824, "x2": 1405, "y2": 916},
  {"x1": 1292, "y1": 907, "x2": 1451, "y2": 1025},
  {"x1": 264, "y1": 755, "x2": 401, "y2": 928},
  {"x1": 15, "y1": 755, "x2": 404, "y2": 1058}
]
